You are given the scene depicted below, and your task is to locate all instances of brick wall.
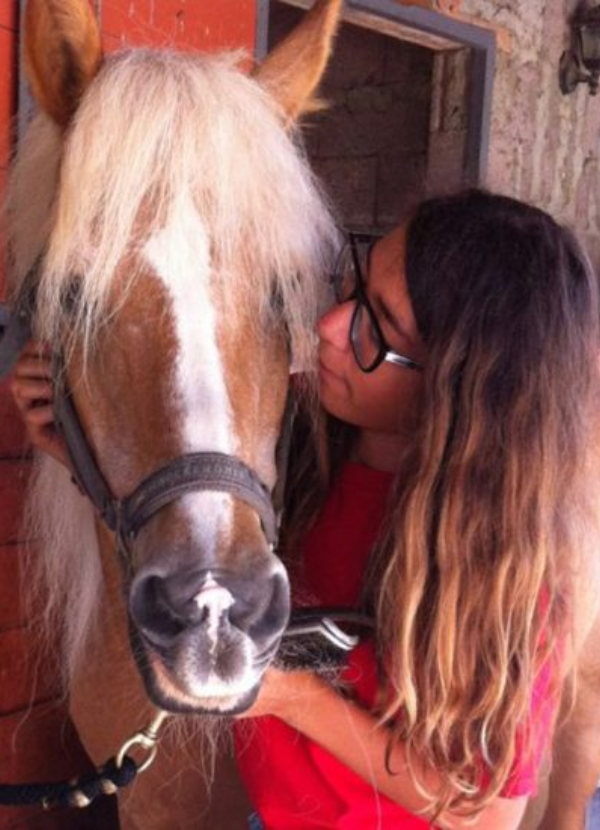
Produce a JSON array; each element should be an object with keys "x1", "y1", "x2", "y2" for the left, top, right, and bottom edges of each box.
[
  {"x1": 267, "y1": 3, "x2": 479, "y2": 233},
  {"x1": 269, "y1": 2, "x2": 435, "y2": 232}
]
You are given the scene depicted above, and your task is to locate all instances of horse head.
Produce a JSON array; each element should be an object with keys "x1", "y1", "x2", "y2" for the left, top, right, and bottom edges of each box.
[{"x1": 9, "y1": 0, "x2": 341, "y2": 714}]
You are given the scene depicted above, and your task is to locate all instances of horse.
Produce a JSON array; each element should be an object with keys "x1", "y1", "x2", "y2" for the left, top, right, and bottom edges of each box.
[{"x1": 3, "y1": 0, "x2": 342, "y2": 826}]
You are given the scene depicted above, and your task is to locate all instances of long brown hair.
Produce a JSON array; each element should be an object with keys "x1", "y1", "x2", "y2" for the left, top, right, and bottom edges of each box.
[
  {"x1": 378, "y1": 190, "x2": 600, "y2": 815},
  {"x1": 286, "y1": 190, "x2": 600, "y2": 816}
]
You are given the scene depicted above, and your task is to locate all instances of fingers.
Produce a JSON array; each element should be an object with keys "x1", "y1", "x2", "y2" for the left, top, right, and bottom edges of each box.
[
  {"x1": 7, "y1": 339, "x2": 71, "y2": 471},
  {"x1": 11, "y1": 379, "x2": 54, "y2": 414},
  {"x1": 18, "y1": 402, "x2": 55, "y2": 426},
  {"x1": 10, "y1": 339, "x2": 54, "y2": 410},
  {"x1": 13, "y1": 339, "x2": 53, "y2": 382},
  {"x1": 13, "y1": 356, "x2": 52, "y2": 380}
]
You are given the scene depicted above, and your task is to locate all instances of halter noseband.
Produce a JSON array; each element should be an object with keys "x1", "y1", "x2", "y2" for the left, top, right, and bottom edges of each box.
[{"x1": 53, "y1": 365, "x2": 278, "y2": 557}]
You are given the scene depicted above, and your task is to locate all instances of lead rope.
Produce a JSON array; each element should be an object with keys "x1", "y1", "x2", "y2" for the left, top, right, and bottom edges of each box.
[{"x1": 0, "y1": 711, "x2": 169, "y2": 811}]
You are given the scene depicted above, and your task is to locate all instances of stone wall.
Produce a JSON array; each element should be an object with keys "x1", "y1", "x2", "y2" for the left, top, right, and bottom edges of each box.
[
  {"x1": 460, "y1": 0, "x2": 600, "y2": 264},
  {"x1": 269, "y1": 2, "x2": 435, "y2": 231}
]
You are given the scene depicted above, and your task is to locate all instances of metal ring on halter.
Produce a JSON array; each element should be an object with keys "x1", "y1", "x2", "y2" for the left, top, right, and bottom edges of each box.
[{"x1": 116, "y1": 710, "x2": 169, "y2": 774}]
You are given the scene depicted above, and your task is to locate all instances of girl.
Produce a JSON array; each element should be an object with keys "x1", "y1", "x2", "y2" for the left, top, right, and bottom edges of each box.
[{"x1": 12, "y1": 190, "x2": 600, "y2": 828}]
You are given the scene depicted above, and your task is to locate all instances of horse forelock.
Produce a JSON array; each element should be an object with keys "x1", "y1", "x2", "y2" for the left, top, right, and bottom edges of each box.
[{"x1": 7, "y1": 47, "x2": 338, "y2": 372}]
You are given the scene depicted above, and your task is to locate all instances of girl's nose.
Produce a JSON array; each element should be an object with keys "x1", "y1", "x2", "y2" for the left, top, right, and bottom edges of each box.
[{"x1": 317, "y1": 301, "x2": 353, "y2": 351}]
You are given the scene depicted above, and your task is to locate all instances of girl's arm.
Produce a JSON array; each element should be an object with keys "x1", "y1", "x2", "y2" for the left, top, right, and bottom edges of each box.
[
  {"x1": 242, "y1": 668, "x2": 528, "y2": 830},
  {"x1": 10, "y1": 340, "x2": 71, "y2": 469}
]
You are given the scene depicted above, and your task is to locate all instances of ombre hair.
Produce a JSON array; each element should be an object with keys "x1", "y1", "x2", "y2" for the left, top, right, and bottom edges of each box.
[{"x1": 286, "y1": 190, "x2": 600, "y2": 817}]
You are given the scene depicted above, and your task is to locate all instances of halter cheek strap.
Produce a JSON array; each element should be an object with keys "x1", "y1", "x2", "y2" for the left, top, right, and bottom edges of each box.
[
  {"x1": 52, "y1": 368, "x2": 278, "y2": 553},
  {"x1": 0, "y1": 260, "x2": 41, "y2": 377}
]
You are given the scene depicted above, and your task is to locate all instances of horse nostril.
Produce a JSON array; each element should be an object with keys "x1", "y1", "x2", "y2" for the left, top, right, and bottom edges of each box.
[
  {"x1": 130, "y1": 574, "x2": 186, "y2": 648},
  {"x1": 130, "y1": 570, "x2": 236, "y2": 649},
  {"x1": 229, "y1": 569, "x2": 290, "y2": 641},
  {"x1": 130, "y1": 565, "x2": 290, "y2": 651}
]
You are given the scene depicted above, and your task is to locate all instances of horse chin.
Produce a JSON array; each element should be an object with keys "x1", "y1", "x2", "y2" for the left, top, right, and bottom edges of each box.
[
  {"x1": 144, "y1": 663, "x2": 261, "y2": 715},
  {"x1": 129, "y1": 624, "x2": 263, "y2": 715}
]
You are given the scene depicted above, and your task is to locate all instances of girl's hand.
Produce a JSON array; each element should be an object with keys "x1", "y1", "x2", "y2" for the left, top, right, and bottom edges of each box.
[{"x1": 10, "y1": 340, "x2": 71, "y2": 470}]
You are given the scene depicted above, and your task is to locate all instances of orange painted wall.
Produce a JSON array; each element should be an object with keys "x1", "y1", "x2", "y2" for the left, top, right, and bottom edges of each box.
[{"x1": 100, "y1": 0, "x2": 256, "y2": 53}]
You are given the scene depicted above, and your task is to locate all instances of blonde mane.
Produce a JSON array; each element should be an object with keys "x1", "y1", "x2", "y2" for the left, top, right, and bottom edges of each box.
[{"x1": 5, "y1": 48, "x2": 338, "y2": 680}]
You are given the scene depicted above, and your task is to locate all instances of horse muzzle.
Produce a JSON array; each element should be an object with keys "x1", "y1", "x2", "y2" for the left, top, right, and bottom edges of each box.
[{"x1": 128, "y1": 559, "x2": 290, "y2": 713}]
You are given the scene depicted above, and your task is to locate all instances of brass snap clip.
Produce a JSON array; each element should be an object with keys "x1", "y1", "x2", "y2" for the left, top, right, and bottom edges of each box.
[{"x1": 116, "y1": 710, "x2": 169, "y2": 774}]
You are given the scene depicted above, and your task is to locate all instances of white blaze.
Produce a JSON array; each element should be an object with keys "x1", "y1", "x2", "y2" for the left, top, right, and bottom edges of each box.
[{"x1": 144, "y1": 199, "x2": 235, "y2": 556}]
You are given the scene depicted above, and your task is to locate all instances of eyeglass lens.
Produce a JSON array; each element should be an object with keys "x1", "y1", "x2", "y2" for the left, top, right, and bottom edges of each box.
[
  {"x1": 332, "y1": 238, "x2": 383, "y2": 370},
  {"x1": 332, "y1": 242, "x2": 370, "y2": 304},
  {"x1": 351, "y1": 302, "x2": 382, "y2": 371}
]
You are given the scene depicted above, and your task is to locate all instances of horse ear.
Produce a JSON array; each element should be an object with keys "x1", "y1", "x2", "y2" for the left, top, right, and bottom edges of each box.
[
  {"x1": 254, "y1": 0, "x2": 343, "y2": 125},
  {"x1": 24, "y1": 0, "x2": 103, "y2": 128}
]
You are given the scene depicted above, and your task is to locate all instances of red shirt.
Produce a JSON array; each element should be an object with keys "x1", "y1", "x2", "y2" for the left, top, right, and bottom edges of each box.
[{"x1": 235, "y1": 463, "x2": 554, "y2": 828}]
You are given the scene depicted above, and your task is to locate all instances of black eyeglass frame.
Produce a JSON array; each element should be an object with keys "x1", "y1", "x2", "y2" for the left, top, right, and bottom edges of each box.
[{"x1": 332, "y1": 232, "x2": 424, "y2": 375}]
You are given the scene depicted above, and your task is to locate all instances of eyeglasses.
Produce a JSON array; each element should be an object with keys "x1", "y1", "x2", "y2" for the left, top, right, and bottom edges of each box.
[{"x1": 329, "y1": 232, "x2": 424, "y2": 374}]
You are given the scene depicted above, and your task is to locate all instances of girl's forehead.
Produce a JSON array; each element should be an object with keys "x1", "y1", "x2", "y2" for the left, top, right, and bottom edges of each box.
[{"x1": 370, "y1": 224, "x2": 408, "y2": 289}]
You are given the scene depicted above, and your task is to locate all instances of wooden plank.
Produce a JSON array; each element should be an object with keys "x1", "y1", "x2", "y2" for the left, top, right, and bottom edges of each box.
[
  {"x1": 0, "y1": 1, "x2": 18, "y2": 33},
  {"x1": 0, "y1": 379, "x2": 28, "y2": 459},
  {"x1": 0, "y1": 460, "x2": 30, "y2": 546},
  {"x1": 282, "y1": 0, "x2": 458, "y2": 50},
  {"x1": 395, "y1": 0, "x2": 512, "y2": 52},
  {"x1": 395, "y1": 0, "x2": 462, "y2": 10},
  {"x1": 0, "y1": 627, "x2": 61, "y2": 716},
  {"x1": 282, "y1": 0, "x2": 510, "y2": 53},
  {"x1": 0, "y1": 27, "x2": 16, "y2": 170},
  {"x1": 0, "y1": 545, "x2": 27, "y2": 631}
]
